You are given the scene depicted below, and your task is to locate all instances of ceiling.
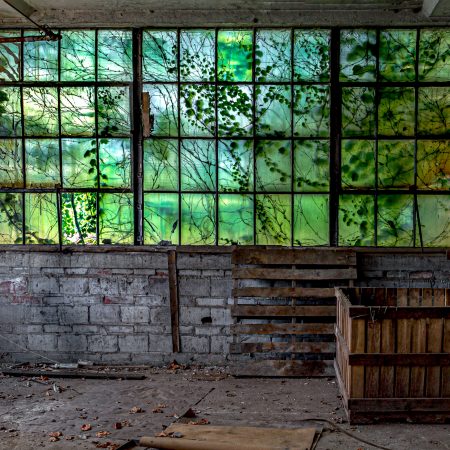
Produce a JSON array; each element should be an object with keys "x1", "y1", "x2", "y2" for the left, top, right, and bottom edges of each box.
[{"x1": 0, "y1": 0, "x2": 449, "y2": 26}]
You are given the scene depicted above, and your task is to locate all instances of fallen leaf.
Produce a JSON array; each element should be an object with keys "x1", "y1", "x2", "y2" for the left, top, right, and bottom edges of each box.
[
  {"x1": 129, "y1": 406, "x2": 144, "y2": 414},
  {"x1": 65, "y1": 436, "x2": 75, "y2": 440},
  {"x1": 189, "y1": 418, "x2": 210, "y2": 425},
  {"x1": 49, "y1": 437, "x2": 59, "y2": 442},
  {"x1": 48, "y1": 432, "x2": 62, "y2": 438},
  {"x1": 81, "y1": 423, "x2": 92, "y2": 431},
  {"x1": 156, "y1": 431, "x2": 169, "y2": 437},
  {"x1": 152, "y1": 407, "x2": 163, "y2": 413},
  {"x1": 96, "y1": 431, "x2": 110, "y2": 438}
]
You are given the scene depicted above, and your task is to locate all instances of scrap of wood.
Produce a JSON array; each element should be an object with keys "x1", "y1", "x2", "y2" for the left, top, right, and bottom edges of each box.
[
  {"x1": 141, "y1": 424, "x2": 316, "y2": 450},
  {"x1": 1, "y1": 369, "x2": 145, "y2": 380}
]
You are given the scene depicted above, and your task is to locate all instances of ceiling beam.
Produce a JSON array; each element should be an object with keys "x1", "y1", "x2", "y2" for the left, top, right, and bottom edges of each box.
[
  {"x1": 2, "y1": 0, "x2": 36, "y2": 17},
  {"x1": 422, "y1": 0, "x2": 450, "y2": 16}
]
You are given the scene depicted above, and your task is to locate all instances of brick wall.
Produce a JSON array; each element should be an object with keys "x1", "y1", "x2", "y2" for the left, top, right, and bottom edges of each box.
[{"x1": 0, "y1": 249, "x2": 448, "y2": 365}]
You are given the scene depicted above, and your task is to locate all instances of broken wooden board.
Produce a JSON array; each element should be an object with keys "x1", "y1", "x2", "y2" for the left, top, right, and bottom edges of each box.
[
  {"x1": 142, "y1": 424, "x2": 316, "y2": 450},
  {"x1": 1, "y1": 369, "x2": 145, "y2": 380}
]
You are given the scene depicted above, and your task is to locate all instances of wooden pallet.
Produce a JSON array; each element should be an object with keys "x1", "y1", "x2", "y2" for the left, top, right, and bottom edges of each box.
[
  {"x1": 230, "y1": 247, "x2": 357, "y2": 377},
  {"x1": 335, "y1": 287, "x2": 450, "y2": 423}
]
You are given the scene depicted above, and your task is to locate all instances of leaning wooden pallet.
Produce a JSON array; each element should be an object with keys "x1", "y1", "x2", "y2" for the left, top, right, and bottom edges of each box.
[{"x1": 230, "y1": 247, "x2": 357, "y2": 377}]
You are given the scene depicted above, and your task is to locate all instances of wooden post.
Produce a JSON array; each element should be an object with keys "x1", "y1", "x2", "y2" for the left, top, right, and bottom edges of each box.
[{"x1": 168, "y1": 250, "x2": 180, "y2": 353}]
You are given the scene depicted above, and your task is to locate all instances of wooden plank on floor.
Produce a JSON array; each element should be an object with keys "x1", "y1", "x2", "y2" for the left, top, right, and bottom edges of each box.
[
  {"x1": 231, "y1": 359, "x2": 335, "y2": 377},
  {"x1": 232, "y1": 323, "x2": 335, "y2": 335},
  {"x1": 232, "y1": 248, "x2": 356, "y2": 266},
  {"x1": 233, "y1": 267, "x2": 357, "y2": 281},
  {"x1": 159, "y1": 424, "x2": 317, "y2": 450},
  {"x1": 232, "y1": 287, "x2": 336, "y2": 298},
  {"x1": 230, "y1": 341, "x2": 336, "y2": 354},
  {"x1": 1, "y1": 369, "x2": 145, "y2": 380},
  {"x1": 231, "y1": 305, "x2": 336, "y2": 318}
]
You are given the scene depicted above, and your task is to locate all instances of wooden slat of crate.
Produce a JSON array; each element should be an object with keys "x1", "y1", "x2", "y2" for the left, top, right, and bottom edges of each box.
[
  {"x1": 229, "y1": 341, "x2": 335, "y2": 354},
  {"x1": 232, "y1": 323, "x2": 334, "y2": 335},
  {"x1": 232, "y1": 248, "x2": 357, "y2": 266},
  {"x1": 231, "y1": 305, "x2": 336, "y2": 318},
  {"x1": 231, "y1": 359, "x2": 335, "y2": 377},
  {"x1": 232, "y1": 287, "x2": 336, "y2": 298},
  {"x1": 234, "y1": 267, "x2": 357, "y2": 281}
]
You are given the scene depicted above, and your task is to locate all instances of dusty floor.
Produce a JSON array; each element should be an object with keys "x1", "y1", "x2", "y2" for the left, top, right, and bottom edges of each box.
[{"x1": 0, "y1": 364, "x2": 449, "y2": 450}]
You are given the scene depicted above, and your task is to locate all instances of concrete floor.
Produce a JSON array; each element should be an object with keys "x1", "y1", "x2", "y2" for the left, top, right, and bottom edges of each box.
[{"x1": 0, "y1": 365, "x2": 449, "y2": 450}]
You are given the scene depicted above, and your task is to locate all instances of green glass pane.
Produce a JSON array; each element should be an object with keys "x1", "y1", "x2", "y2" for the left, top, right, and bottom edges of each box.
[
  {"x1": 180, "y1": 84, "x2": 215, "y2": 137},
  {"x1": 23, "y1": 88, "x2": 59, "y2": 136},
  {"x1": 60, "y1": 87, "x2": 95, "y2": 137},
  {"x1": 339, "y1": 195, "x2": 375, "y2": 246},
  {"x1": 25, "y1": 193, "x2": 59, "y2": 244},
  {"x1": 294, "y1": 194, "x2": 329, "y2": 246},
  {"x1": 62, "y1": 138, "x2": 97, "y2": 188},
  {"x1": 0, "y1": 193, "x2": 22, "y2": 244},
  {"x1": 340, "y1": 29, "x2": 376, "y2": 81},
  {"x1": 143, "y1": 84, "x2": 178, "y2": 136},
  {"x1": 294, "y1": 85, "x2": 330, "y2": 137},
  {"x1": 418, "y1": 87, "x2": 450, "y2": 136},
  {"x1": 0, "y1": 87, "x2": 22, "y2": 137},
  {"x1": 181, "y1": 139, "x2": 216, "y2": 191},
  {"x1": 378, "y1": 140, "x2": 414, "y2": 189},
  {"x1": 98, "y1": 87, "x2": 131, "y2": 137},
  {"x1": 0, "y1": 139, "x2": 22, "y2": 187},
  {"x1": 419, "y1": 29, "x2": 450, "y2": 82},
  {"x1": 294, "y1": 30, "x2": 330, "y2": 82},
  {"x1": 255, "y1": 140, "x2": 291, "y2": 192},
  {"x1": 143, "y1": 139, "x2": 178, "y2": 191},
  {"x1": 219, "y1": 194, "x2": 253, "y2": 245},
  {"x1": 23, "y1": 31, "x2": 58, "y2": 81},
  {"x1": 342, "y1": 87, "x2": 375, "y2": 137},
  {"x1": 99, "y1": 193, "x2": 134, "y2": 245},
  {"x1": 379, "y1": 29, "x2": 416, "y2": 82},
  {"x1": 218, "y1": 30, "x2": 253, "y2": 82},
  {"x1": 0, "y1": 31, "x2": 20, "y2": 81},
  {"x1": 256, "y1": 194, "x2": 291, "y2": 245},
  {"x1": 255, "y1": 29, "x2": 291, "y2": 82},
  {"x1": 417, "y1": 140, "x2": 450, "y2": 189},
  {"x1": 25, "y1": 139, "x2": 60, "y2": 188},
  {"x1": 218, "y1": 85, "x2": 252, "y2": 137},
  {"x1": 180, "y1": 30, "x2": 215, "y2": 82},
  {"x1": 143, "y1": 30, "x2": 177, "y2": 81},
  {"x1": 377, "y1": 195, "x2": 413, "y2": 247},
  {"x1": 379, "y1": 87, "x2": 415, "y2": 136},
  {"x1": 341, "y1": 140, "x2": 375, "y2": 189},
  {"x1": 99, "y1": 138, "x2": 131, "y2": 188},
  {"x1": 61, "y1": 193, "x2": 97, "y2": 245},
  {"x1": 144, "y1": 193, "x2": 179, "y2": 245},
  {"x1": 61, "y1": 30, "x2": 95, "y2": 81},
  {"x1": 417, "y1": 195, "x2": 450, "y2": 246},
  {"x1": 181, "y1": 193, "x2": 215, "y2": 245},
  {"x1": 294, "y1": 140, "x2": 329, "y2": 192},
  {"x1": 218, "y1": 140, "x2": 253, "y2": 192},
  {"x1": 256, "y1": 85, "x2": 291, "y2": 137},
  {"x1": 97, "y1": 30, "x2": 132, "y2": 81}
]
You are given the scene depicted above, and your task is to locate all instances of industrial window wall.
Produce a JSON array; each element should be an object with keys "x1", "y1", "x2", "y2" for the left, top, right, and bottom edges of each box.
[{"x1": 0, "y1": 28, "x2": 448, "y2": 247}]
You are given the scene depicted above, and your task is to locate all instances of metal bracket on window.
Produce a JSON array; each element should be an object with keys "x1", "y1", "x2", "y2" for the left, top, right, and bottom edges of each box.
[
  {"x1": 1, "y1": 0, "x2": 60, "y2": 42},
  {"x1": 141, "y1": 92, "x2": 153, "y2": 137}
]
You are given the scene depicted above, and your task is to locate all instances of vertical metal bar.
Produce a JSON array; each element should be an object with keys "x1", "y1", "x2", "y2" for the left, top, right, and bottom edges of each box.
[
  {"x1": 94, "y1": 29, "x2": 100, "y2": 245},
  {"x1": 214, "y1": 28, "x2": 219, "y2": 245},
  {"x1": 132, "y1": 28, "x2": 144, "y2": 245},
  {"x1": 57, "y1": 26, "x2": 63, "y2": 249},
  {"x1": 329, "y1": 28, "x2": 340, "y2": 247},
  {"x1": 290, "y1": 28, "x2": 295, "y2": 247},
  {"x1": 20, "y1": 29, "x2": 26, "y2": 245},
  {"x1": 177, "y1": 28, "x2": 182, "y2": 246},
  {"x1": 251, "y1": 28, "x2": 257, "y2": 245}
]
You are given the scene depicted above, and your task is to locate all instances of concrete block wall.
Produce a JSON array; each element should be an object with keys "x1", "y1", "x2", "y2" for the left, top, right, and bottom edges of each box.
[
  {"x1": 0, "y1": 250, "x2": 233, "y2": 365},
  {"x1": 0, "y1": 248, "x2": 449, "y2": 365}
]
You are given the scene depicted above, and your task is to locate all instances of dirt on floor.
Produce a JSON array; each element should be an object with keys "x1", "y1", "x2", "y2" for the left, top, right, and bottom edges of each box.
[{"x1": 0, "y1": 363, "x2": 449, "y2": 450}]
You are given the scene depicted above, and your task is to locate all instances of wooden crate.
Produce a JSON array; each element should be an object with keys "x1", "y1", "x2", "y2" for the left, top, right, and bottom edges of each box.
[
  {"x1": 335, "y1": 287, "x2": 450, "y2": 424},
  {"x1": 230, "y1": 247, "x2": 357, "y2": 377}
]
